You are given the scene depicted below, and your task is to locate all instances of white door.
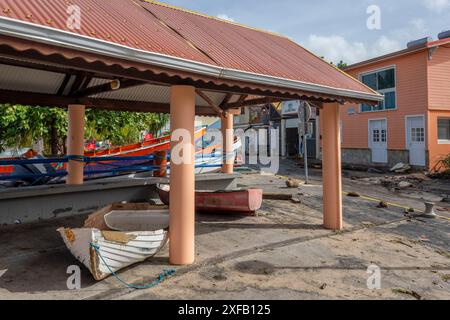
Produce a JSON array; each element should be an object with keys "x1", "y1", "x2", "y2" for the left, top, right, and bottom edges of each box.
[
  {"x1": 369, "y1": 119, "x2": 388, "y2": 163},
  {"x1": 406, "y1": 116, "x2": 426, "y2": 166}
]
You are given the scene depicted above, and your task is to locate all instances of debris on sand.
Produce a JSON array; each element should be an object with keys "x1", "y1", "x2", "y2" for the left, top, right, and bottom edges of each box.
[
  {"x1": 389, "y1": 238, "x2": 414, "y2": 248},
  {"x1": 392, "y1": 288, "x2": 422, "y2": 300},
  {"x1": 442, "y1": 274, "x2": 450, "y2": 282},
  {"x1": 368, "y1": 168, "x2": 384, "y2": 174},
  {"x1": 355, "y1": 174, "x2": 424, "y2": 190},
  {"x1": 320, "y1": 283, "x2": 327, "y2": 290},
  {"x1": 359, "y1": 177, "x2": 383, "y2": 184},
  {"x1": 435, "y1": 250, "x2": 450, "y2": 259},
  {"x1": 442, "y1": 197, "x2": 450, "y2": 204},
  {"x1": 263, "y1": 193, "x2": 294, "y2": 201},
  {"x1": 377, "y1": 201, "x2": 389, "y2": 208},
  {"x1": 398, "y1": 181, "x2": 413, "y2": 189},
  {"x1": 405, "y1": 173, "x2": 431, "y2": 182},
  {"x1": 390, "y1": 163, "x2": 412, "y2": 174},
  {"x1": 286, "y1": 178, "x2": 302, "y2": 188},
  {"x1": 347, "y1": 192, "x2": 361, "y2": 198}
]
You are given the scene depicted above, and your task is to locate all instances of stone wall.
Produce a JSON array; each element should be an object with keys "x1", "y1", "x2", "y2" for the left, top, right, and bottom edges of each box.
[{"x1": 342, "y1": 148, "x2": 417, "y2": 169}]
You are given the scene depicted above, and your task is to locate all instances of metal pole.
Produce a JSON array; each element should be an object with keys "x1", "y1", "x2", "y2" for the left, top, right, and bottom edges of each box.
[
  {"x1": 304, "y1": 132, "x2": 309, "y2": 184},
  {"x1": 304, "y1": 108, "x2": 309, "y2": 184}
]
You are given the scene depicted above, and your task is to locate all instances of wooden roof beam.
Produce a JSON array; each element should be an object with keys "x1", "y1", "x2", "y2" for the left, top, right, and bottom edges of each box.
[
  {"x1": 219, "y1": 93, "x2": 233, "y2": 108},
  {"x1": 195, "y1": 89, "x2": 224, "y2": 116},
  {"x1": 0, "y1": 88, "x2": 216, "y2": 115},
  {"x1": 72, "y1": 79, "x2": 144, "y2": 97},
  {"x1": 224, "y1": 97, "x2": 282, "y2": 109}
]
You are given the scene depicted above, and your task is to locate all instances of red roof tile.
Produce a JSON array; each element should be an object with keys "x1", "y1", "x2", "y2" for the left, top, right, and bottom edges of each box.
[
  {"x1": 0, "y1": 0, "x2": 379, "y2": 100},
  {"x1": 140, "y1": 1, "x2": 369, "y2": 92}
]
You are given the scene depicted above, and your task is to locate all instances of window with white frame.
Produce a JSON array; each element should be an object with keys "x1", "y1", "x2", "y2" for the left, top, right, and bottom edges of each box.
[
  {"x1": 438, "y1": 118, "x2": 450, "y2": 142},
  {"x1": 411, "y1": 127, "x2": 425, "y2": 143},
  {"x1": 360, "y1": 67, "x2": 396, "y2": 112}
]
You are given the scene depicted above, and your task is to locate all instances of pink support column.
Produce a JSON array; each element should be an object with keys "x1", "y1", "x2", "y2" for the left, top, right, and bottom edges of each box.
[
  {"x1": 66, "y1": 105, "x2": 85, "y2": 185},
  {"x1": 221, "y1": 112, "x2": 234, "y2": 174},
  {"x1": 169, "y1": 85, "x2": 196, "y2": 265},
  {"x1": 322, "y1": 102, "x2": 343, "y2": 230}
]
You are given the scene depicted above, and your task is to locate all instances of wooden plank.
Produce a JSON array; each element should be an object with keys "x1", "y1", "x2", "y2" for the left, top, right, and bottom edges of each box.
[
  {"x1": 195, "y1": 89, "x2": 223, "y2": 115},
  {"x1": 263, "y1": 193, "x2": 294, "y2": 201},
  {"x1": 219, "y1": 93, "x2": 233, "y2": 108},
  {"x1": 56, "y1": 73, "x2": 72, "y2": 96},
  {"x1": 224, "y1": 97, "x2": 281, "y2": 109}
]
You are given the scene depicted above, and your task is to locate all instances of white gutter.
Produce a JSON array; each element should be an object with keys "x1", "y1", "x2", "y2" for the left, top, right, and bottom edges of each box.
[{"x1": 0, "y1": 17, "x2": 383, "y2": 102}]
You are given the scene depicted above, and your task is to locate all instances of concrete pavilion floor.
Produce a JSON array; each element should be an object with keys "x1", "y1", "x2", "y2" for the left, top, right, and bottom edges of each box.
[{"x1": 0, "y1": 159, "x2": 449, "y2": 300}]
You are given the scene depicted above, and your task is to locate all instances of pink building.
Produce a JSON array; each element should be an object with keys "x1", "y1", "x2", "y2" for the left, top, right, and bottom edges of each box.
[{"x1": 341, "y1": 33, "x2": 450, "y2": 171}]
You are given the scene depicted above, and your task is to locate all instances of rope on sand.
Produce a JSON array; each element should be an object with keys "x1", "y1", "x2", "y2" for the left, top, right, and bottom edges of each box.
[{"x1": 90, "y1": 243, "x2": 176, "y2": 290}]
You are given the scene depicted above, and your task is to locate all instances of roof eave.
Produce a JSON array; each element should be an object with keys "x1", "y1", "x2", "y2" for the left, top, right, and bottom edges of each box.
[
  {"x1": 0, "y1": 16, "x2": 382, "y2": 103},
  {"x1": 345, "y1": 39, "x2": 450, "y2": 71}
]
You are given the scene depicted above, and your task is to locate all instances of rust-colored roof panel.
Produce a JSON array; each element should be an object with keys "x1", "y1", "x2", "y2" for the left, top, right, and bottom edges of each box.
[
  {"x1": 0, "y1": 0, "x2": 214, "y2": 64},
  {"x1": 0, "y1": 35, "x2": 348, "y2": 103},
  {"x1": 140, "y1": 1, "x2": 372, "y2": 93},
  {"x1": 0, "y1": 0, "x2": 378, "y2": 99}
]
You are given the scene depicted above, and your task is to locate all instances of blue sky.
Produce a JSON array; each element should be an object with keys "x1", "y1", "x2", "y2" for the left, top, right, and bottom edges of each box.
[{"x1": 160, "y1": 0, "x2": 450, "y2": 64}]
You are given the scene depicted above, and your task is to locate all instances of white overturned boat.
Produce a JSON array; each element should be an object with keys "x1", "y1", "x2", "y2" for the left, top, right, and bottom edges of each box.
[{"x1": 58, "y1": 204, "x2": 169, "y2": 281}]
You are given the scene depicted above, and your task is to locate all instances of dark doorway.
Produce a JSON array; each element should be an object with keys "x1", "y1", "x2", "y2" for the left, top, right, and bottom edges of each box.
[{"x1": 286, "y1": 128, "x2": 299, "y2": 156}]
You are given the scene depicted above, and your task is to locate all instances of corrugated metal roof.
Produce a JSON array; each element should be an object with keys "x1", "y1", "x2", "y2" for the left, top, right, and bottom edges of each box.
[
  {"x1": 89, "y1": 78, "x2": 226, "y2": 107},
  {"x1": 140, "y1": 1, "x2": 367, "y2": 91},
  {"x1": 0, "y1": 0, "x2": 213, "y2": 64},
  {"x1": 0, "y1": 63, "x2": 64, "y2": 94},
  {"x1": 0, "y1": 0, "x2": 380, "y2": 103}
]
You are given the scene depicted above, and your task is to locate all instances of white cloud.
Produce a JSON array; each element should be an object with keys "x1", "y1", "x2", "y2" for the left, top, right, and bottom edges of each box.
[
  {"x1": 305, "y1": 34, "x2": 402, "y2": 65},
  {"x1": 374, "y1": 36, "x2": 403, "y2": 55},
  {"x1": 423, "y1": 0, "x2": 450, "y2": 12},
  {"x1": 217, "y1": 14, "x2": 235, "y2": 22},
  {"x1": 410, "y1": 18, "x2": 427, "y2": 33}
]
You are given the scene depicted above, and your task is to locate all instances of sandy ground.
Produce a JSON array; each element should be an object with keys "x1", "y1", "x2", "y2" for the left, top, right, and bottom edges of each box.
[{"x1": 0, "y1": 159, "x2": 449, "y2": 300}]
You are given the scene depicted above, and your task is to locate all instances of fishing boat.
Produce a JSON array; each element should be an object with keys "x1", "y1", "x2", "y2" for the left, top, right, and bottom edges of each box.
[
  {"x1": 157, "y1": 184, "x2": 263, "y2": 215},
  {"x1": 58, "y1": 203, "x2": 169, "y2": 281},
  {"x1": 56, "y1": 127, "x2": 209, "y2": 179},
  {"x1": 0, "y1": 126, "x2": 242, "y2": 185},
  {"x1": 194, "y1": 137, "x2": 242, "y2": 174},
  {"x1": 0, "y1": 127, "x2": 209, "y2": 184},
  {"x1": 123, "y1": 136, "x2": 242, "y2": 179}
]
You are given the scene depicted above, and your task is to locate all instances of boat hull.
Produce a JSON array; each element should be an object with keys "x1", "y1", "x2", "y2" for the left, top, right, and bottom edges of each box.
[
  {"x1": 58, "y1": 204, "x2": 170, "y2": 280},
  {"x1": 58, "y1": 228, "x2": 168, "y2": 281},
  {"x1": 157, "y1": 185, "x2": 263, "y2": 215}
]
